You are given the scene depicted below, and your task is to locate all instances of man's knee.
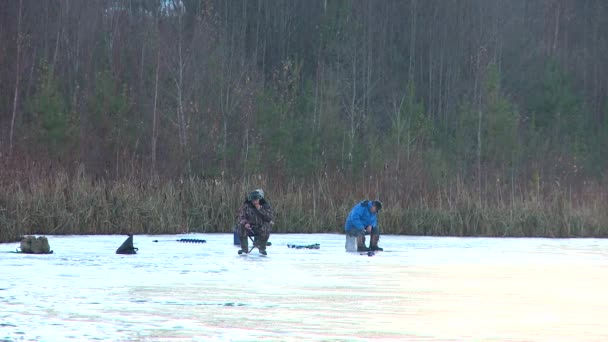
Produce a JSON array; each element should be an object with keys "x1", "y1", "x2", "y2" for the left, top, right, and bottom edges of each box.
[
  {"x1": 258, "y1": 224, "x2": 270, "y2": 239},
  {"x1": 371, "y1": 226, "x2": 380, "y2": 235},
  {"x1": 346, "y1": 228, "x2": 364, "y2": 237},
  {"x1": 237, "y1": 224, "x2": 249, "y2": 237}
]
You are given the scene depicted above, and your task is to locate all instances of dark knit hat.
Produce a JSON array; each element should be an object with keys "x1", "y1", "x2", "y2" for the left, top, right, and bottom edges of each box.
[
  {"x1": 372, "y1": 200, "x2": 383, "y2": 212},
  {"x1": 247, "y1": 190, "x2": 263, "y2": 202}
]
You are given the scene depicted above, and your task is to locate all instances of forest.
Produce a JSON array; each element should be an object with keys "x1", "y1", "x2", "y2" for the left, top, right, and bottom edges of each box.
[{"x1": 1, "y1": 0, "x2": 607, "y2": 242}]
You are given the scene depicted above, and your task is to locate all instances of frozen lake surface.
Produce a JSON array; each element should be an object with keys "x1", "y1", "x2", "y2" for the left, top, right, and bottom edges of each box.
[{"x1": 2, "y1": 234, "x2": 608, "y2": 341}]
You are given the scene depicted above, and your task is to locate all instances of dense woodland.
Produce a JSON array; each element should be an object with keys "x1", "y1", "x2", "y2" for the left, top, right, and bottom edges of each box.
[{"x1": 1, "y1": 0, "x2": 607, "y2": 241}]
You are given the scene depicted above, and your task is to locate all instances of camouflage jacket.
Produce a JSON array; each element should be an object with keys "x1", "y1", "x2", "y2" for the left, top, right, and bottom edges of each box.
[{"x1": 237, "y1": 200, "x2": 274, "y2": 228}]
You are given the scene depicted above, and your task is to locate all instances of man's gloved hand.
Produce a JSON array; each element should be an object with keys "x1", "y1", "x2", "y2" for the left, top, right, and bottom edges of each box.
[{"x1": 365, "y1": 225, "x2": 372, "y2": 233}]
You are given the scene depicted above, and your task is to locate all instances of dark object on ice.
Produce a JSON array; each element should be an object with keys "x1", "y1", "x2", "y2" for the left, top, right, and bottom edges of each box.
[
  {"x1": 176, "y1": 238, "x2": 206, "y2": 244},
  {"x1": 116, "y1": 235, "x2": 138, "y2": 254},
  {"x1": 287, "y1": 243, "x2": 320, "y2": 250},
  {"x1": 152, "y1": 238, "x2": 206, "y2": 243},
  {"x1": 360, "y1": 251, "x2": 375, "y2": 256},
  {"x1": 19, "y1": 236, "x2": 53, "y2": 254}
]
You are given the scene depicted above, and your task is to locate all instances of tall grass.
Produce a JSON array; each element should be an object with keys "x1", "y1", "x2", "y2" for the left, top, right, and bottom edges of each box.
[{"x1": 1, "y1": 169, "x2": 607, "y2": 243}]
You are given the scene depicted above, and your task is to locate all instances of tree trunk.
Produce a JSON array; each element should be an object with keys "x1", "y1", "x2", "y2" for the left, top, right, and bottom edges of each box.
[
  {"x1": 365, "y1": 1, "x2": 372, "y2": 118},
  {"x1": 174, "y1": 4, "x2": 189, "y2": 173},
  {"x1": 477, "y1": 107, "x2": 482, "y2": 204},
  {"x1": 552, "y1": 0, "x2": 561, "y2": 55},
  {"x1": 177, "y1": 13, "x2": 186, "y2": 149},
  {"x1": 476, "y1": 47, "x2": 484, "y2": 205},
  {"x1": 9, "y1": 0, "x2": 23, "y2": 156},
  {"x1": 408, "y1": 0, "x2": 417, "y2": 82},
  {"x1": 349, "y1": 52, "x2": 357, "y2": 170},
  {"x1": 152, "y1": 46, "x2": 160, "y2": 174},
  {"x1": 406, "y1": 0, "x2": 419, "y2": 163}
]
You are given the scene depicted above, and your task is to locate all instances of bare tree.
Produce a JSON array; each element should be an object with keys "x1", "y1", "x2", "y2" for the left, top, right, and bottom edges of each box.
[
  {"x1": 151, "y1": 40, "x2": 160, "y2": 174},
  {"x1": 390, "y1": 92, "x2": 407, "y2": 170},
  {"x1": 9, "y1": 0, "x2": 23, "y2": 156},
  {"x1": 175, "y1": 2, "x2": 187, "y2": 155}
]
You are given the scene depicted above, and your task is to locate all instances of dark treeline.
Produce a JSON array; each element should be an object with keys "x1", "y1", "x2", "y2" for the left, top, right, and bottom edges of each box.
[{"x1": 1, "y1": 0, "x2": 607, "y2": 240}]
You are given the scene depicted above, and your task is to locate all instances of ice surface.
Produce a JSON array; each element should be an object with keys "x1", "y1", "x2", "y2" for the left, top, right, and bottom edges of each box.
[{"x1": 2, "y1": 234, "x2": 608, "y2": 341}]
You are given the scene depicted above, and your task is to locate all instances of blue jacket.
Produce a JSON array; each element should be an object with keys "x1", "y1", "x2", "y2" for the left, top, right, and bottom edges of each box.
[{"x1": 344, "y1": 200, "x2": 377, "y2": 232}]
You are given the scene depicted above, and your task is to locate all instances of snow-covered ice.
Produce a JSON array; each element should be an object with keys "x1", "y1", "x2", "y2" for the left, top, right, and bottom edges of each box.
[{"x1": 2, "y1": 234, "x2": 608, "y2": 341}]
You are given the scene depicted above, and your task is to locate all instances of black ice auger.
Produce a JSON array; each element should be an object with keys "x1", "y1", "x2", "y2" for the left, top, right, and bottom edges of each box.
[
  {"x1": 287, "y1": 243, "x2": 320, "y2": 249},
  {"x1": 153, "y1": 238, "x2": 207, "y2": 243}
]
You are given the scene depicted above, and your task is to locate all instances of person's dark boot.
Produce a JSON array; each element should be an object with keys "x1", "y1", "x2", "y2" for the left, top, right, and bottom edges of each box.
[
  {"x1": 238, "y1": 238, "x2": 249, "y2": 255},
  {"x1": 258, "y1": 239, "x2": 268, "y2": 255},
  {"x1": 370, "y1": 234, "x2": 383, "y2": 251},
  {"x1": 357, "y1": 235, "x2": 369, "y2": 252}
]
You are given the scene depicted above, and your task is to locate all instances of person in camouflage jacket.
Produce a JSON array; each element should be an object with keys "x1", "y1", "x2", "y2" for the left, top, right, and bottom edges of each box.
[{"x1": 236, "y1": 189, "x2": 274, "y2": 255}]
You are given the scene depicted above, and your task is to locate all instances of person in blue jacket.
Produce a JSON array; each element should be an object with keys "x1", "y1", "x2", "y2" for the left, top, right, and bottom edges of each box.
[{"x1": 344, "y1": 200, "x2": 383, "y2": 251}]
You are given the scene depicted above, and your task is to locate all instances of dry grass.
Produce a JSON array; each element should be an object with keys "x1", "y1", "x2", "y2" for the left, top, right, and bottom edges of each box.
[{"x1": 1, "y1": 170, "x2": 607, "y2": 243}]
